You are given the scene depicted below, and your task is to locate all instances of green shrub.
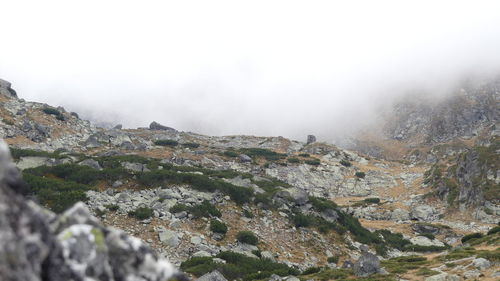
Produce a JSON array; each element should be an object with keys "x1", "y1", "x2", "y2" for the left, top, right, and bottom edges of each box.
[
  {"x1": 404, "y1": 244, "x2": 450, "y2": 252},
  {"x1": 25, "y1": 164, "x2": 131, "y2": 185},
  {"x1": 305, "y1": 159, "x2": 321, "y2": 166},
  {"x1": 374, "y1": 229, "x2": 411, "y2": 256},
  {"x1": 298, "y1": 153, "x2": 310, "y2": 157},
  {"x1": 337, "y1": 211, "x2": 381, "y2": 244},
  {"x1": 137, "y1": 170, "x2": 253, "y2": 204},
  {"x1": 170, "y1": 201, "x2": 221, "y2": 218},
  {"x1": 355, "y1": 172, "x2": 366, "y2": 178},
  {"x1": 23, "y1": 173, "x2": 89, "y2": 213},
  {"x1": 105, "y1": 204, "x2": 119, "y2": 211},
  {"x1": 420, "y1": 233, "x2": 436, "y2": 240},
  {"x1": 210, "y1": 219, "x2": 228, "y2": 234},
  {"x1": 293, "y1": 213, "x2": 314, "y2": 228},
  {"x1": 363, "y1": 197, "x2": 380, "y2": 204},
  {"x1": 238, "y1": 148, "x2": 286, "y2": 161},
  {"x1": 170, "y1": 203, "x2": 188, "y2": 213},
  {"x1": 181, "y1": 251, "x2": 299, "y2": 280},
  {"x1": 243, "y1": 209, "x2": 254, "y2": 218},
  {"x1": 340, "y1": 160, "x2": 351, "y2": 167},
  {"x1": 287, "y1": 157, "x2": 301, "y2": 163},
  {"x1": 42, "y1": 107, "x2": 65, "y2": 121},
  {"x1": 381, "y1": 256, "x2": 428, "y2": 274},
  {"x1": 223, "y1": 151, "x2": 239, "y2": 158},
  {"x1": 154, "y1": 139, "x2": 179, "y2": 146},
  {"x1": 128, "y1": 207, "x2": 154, "y2": 220},
  {"x1": 462, "y1": 232, "x2": 484, "y2": 243},
  {"x1": 236, "y1": 231, "x2": 258, "y2": 245},
  {"x1": 302, "y1": 267, "x2": 322, "y2": 275},
  {"x1": 10, "y1": 148, "x2": 62, "y2": 160},
  {"x1": 309, "y1": 196, "x2": 338, "y2": 212},
  {"x1": 487, "y1": 226, "x2": 500, "y2": 235},
  {"x1": 182, "y1": 142, "x2": 200, "y2": 148},
  {"x1": 327, "y1": 256, "x2": 339, "y2": 264}
]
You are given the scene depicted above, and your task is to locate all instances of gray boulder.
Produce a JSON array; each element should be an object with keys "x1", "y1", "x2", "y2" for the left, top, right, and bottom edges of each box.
[
  {"x1": 0, "y1": 139, "x2": 185, "y2": 281},
  {"x1": 149, "y1": 121, "x2": 177, "y2": 131},
  {"x1": 411, "y1": 205, "x2": 437, "y2": 221},
  {"x1": 306, "y1": 135, "x2": 316, "y2": 144},
  {"x1": 239, "y1": 154, "x2": 252, "y2": 163},
  {"x1": 196, "y1": 270, "x2": 228, "y2": 281},
  {"x1": 0, "y1": 78, "x2": 17, "y2": 97},
  {"x1": 78, "y1": 159, "x2": 103, "y2": 170},
  {"x1": 353, "y1": 250, "x2": 381, "y2": 277}
]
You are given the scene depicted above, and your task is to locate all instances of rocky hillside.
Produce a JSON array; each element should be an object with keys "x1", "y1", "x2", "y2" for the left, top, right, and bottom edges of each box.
[{"x1": 0, "y1": 79, "x2": 499, "y2": 281}]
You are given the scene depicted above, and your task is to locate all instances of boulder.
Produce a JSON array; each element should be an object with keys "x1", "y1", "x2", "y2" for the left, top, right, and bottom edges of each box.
[
  {"x1": 411, "y1": 205, "x2": 437, "y2": 221},
  {"x1": 149, "y1": 121, "x2": 177, "y2": 131},
  {"x1": 472, "y1": 257, "x2": 491, "y2": 269},
  {"x1": 196, "y1": 270, "x2": 228, "y2": 281},
  {"x1": 424, "y1": 273, "x2": 461, "y2": 281},
  {"x1": 306, "y1": 135, "x2": 316, "y2": 144},
  {"x1": 78, "y1": 159, "x2": 103, "y2": 170},
  {"x1": 239, "y1": 154, "x2": 252, "y2": 163},
  {"x1": 0, "y1": 78, "x2": 17, "y2": 97},
  {"x1": 353, "y1": 251, "x2": 381, "y2": 277},
  {"x1": 391, "y1": 208, "x2": 410, "y2": 221},
  {"x1": 158, "y1": 228, "x2": 180, "y2": 248},
  {"x1": 0, "y1": 139, "x2": 185, "y2": 281},
  {"x1": 410, "y1": 236, "x2": 445, "y2": 247}
]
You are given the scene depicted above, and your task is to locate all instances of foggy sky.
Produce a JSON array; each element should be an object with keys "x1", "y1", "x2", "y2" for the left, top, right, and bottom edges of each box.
[{"x1": 1, "y1": 0, "x2": 500, "y2": 141}]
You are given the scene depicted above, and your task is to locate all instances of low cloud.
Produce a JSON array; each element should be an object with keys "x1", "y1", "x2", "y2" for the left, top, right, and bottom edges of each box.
[{"x1": 1, "y1": 1, "x2": 500, "y2": 142}]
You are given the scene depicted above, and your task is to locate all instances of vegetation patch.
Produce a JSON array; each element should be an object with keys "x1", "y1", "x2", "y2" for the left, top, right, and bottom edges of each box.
[
  {"x1": 238, "y1": 148, "x2": 286, "y2": 161},
  {"x1": 210, "y1": 220, "x2": 228, "y2": 234},
  {"x1": 461, "y1": 232, "x2": 483, "y2": 244},
  {"x1": 128, "y1": 207, "x2": 153, "y2": 220},
  {"x1": 236, "y1": 231, "x2": 259, "y2": 245},
  {"x1": 381, "y1": 256, "x2": 428, "y2": 274},
  {"x1": 10, "y1": 148, "x2": 63, "y2": 160},
  {"x1": 180, "y1": 251, "x2": 299, "y2": 280},
  {"x1": 42, "y1": 107, "x2": 65, "y2": 121},
  {"x1": 340, "y1": 159, "x2": 351, "y2": 167},
  {"x1": 154, "y1": 139, "x2": 179, "y2": 147},
  {"x1": 355, "y1": 171, "x2": 366, "y2": 178},
  {"x1": 170, "y1": 201, "x2": 221, "y2": 218},
  {"x1": 23, "y1": 173, "x2": 90, "y2": 213},
  {"x1": 182, "y1": 142, "x2": 200, "y2": 148}
]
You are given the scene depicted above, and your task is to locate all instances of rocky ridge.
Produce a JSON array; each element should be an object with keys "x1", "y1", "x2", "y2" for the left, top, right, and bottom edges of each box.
[{"x1": 0, "y1": 79, "x2": 499, "y2": 280}]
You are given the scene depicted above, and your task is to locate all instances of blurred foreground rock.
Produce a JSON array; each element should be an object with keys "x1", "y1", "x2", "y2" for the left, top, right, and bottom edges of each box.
[{"x1": 0, "y1": 140, "x2": 185, "y2": 281}]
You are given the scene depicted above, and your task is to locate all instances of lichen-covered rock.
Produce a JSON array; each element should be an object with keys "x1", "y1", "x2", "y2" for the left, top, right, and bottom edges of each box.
[
  {"x1": 353, "y1": 250, "x2": 381, "y2": 277},
  {"x1": 0, "y1": 139, "x2": 185, "y2": 281}
]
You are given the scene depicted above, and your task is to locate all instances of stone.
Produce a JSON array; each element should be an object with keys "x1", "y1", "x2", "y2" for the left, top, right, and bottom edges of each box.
[
  {"x1": 472, "y1": 257, "x2": 491, "y2": 269},
  {"x1": 410, "y1": 236, "x2": 445, "y2": 247},
  {"x1": 239, "y1": 154, "x2": 252, "y2": 163},
  {"x1": 158, "y1": 228, "x2": 180, "y2": 247},
  {"x1": 114, "y1": 124, "x2": 123, "y2": 129},
  {"x1": 412, "y1": 223, "x2": 440, "y2": 234},
  {"x1": 411, "y1": 205, "x2": 437, "y2": 221},
  {"x1": 196, "y1": 270, "x2": 228, "y2": 281},
  {"x1": 284, "y1": 276, "x2": 300, "y2": 281},
  {"x1": 112, "y1": 180, "x2": 124, "y2": 188},
  {"x1": 261, "y1": 251, "x2": 275, "y2": 261},
  {"x1": 149, "y1": 121, "x2": 177, "y2": 131},
  {"x1": 16, "y1": 156, "x2": 50, "y2": 170},
  {"x1": 353, "y1": 251, "x2": 381, "y2": 277},
  {"x1": 391, "y1": 208, "x2": 410, "y2": 221},
  {"x1": 78, "y1": 158, "x2": 103, "y2": 170},
  {"x1": 193, "y1": 251, "x2": 211, "y2": 258},
  {"x1": 0, "y1": 139, "x2": 185, "y2": 281},
  {"x1": 424, "y1": 273, "x2": 461, "y2": 281},
  {"x1": 191, "y1": 236, "x2": 202, "y2": 245},
  {"x1": 121, "y1": 162, "x2": 150, "y2": 172},
  {"x1": 463, "y1": 270, "x2": 481, "y2": 279},
  {"x1": 306, "y1": 135, "x2": 316, "y2": 144}
]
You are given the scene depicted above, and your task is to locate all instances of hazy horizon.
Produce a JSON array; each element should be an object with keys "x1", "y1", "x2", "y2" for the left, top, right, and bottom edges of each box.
[{"x1": 2, "y1": 1, "x2": 500, "y2": 142}]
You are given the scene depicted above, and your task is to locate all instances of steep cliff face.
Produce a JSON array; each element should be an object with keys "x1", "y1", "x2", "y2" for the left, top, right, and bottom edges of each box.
[
  {"x1": 0, "y1": 140, "x2": 184, "y2": 281},
  {"x1": 386, "y1": 80, "x2": 499, "y2": 144},
  {"x1": 425, "y1": 137, "x2": 499, "y2": 216}
]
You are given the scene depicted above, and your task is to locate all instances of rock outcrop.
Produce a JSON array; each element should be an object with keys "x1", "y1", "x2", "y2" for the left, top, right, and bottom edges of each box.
[{"x1": 0, "y1": 140, "x2": 185, "y2": 281}]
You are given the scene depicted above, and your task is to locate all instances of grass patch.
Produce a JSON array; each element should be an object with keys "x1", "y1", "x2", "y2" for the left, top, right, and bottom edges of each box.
[
  {"x1": 10, "y1": 148, "x2": 63, "y2": 160},
  {"x1": 182, "y1": 142, "x2": 200, "y2": 148}
]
